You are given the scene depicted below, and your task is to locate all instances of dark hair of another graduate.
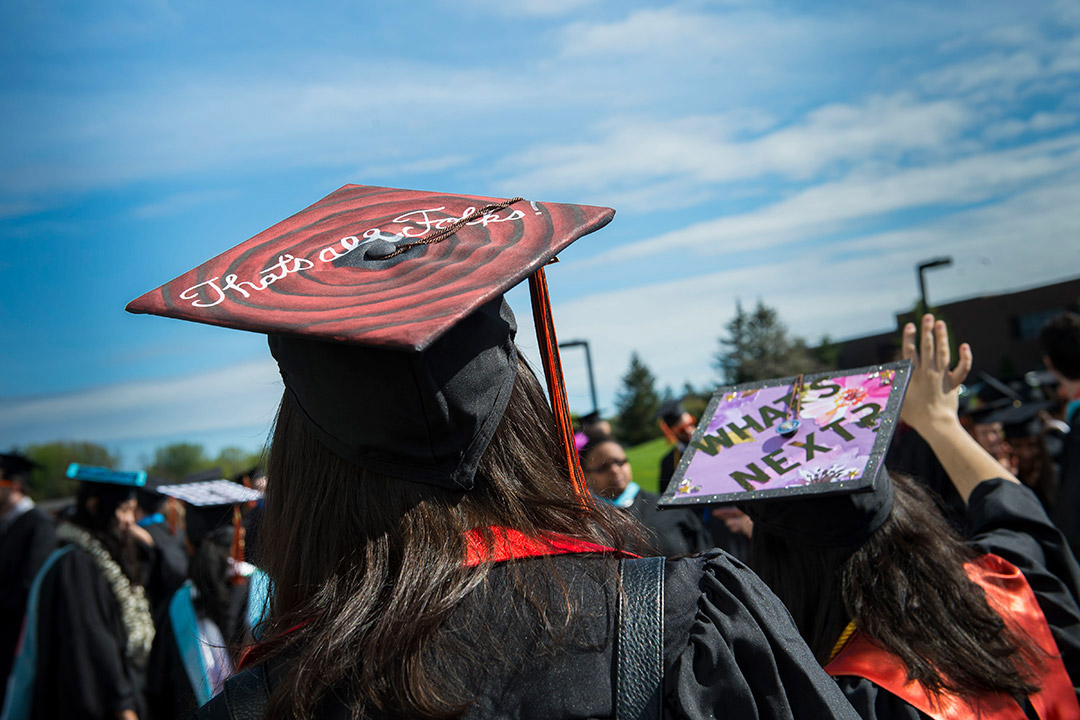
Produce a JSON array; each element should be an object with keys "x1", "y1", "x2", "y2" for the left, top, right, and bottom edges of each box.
[
  {"x1": 72, "y1": 483, "x2": 145, "y2": 585},
  {"x1": 1041, "y1": 312, "x2": 1080, "y2": 380},
  {"x1": 189, "y1": 526, "x2": 235, "y2": 641},
  {"x1": 749, "y1": 473, "x2": 1041, "y2": 703},
  {"x1": 578, "y1": 435, "x2": 618, "y2": 468},
  {"x1": 255, "y1": 350, "x2": 642, "y2": 720}
]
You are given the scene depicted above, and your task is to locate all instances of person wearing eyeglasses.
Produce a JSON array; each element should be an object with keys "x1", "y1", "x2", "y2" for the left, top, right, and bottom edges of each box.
[{"x1": 580, "y1": 437, "x2": 711, "y2": 557}]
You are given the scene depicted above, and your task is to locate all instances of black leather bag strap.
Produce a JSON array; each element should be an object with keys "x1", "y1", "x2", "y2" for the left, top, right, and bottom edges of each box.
[
  {"x1": 221, "y1": 663, "x2": 271, "y2": 720},
  {"x1": 616, "y1": 556, "x2": 665, "y2": 720}
]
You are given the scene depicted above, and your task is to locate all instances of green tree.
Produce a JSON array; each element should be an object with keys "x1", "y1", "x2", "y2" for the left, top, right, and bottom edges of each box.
[
  {"x1": 148, "y1": 442, "x2": 210, "y2": 481},
  {"x1": 714, "y1": 300, "x2": 830, "y2": 384},
  {"x1": 613, "y1": 352, "x2": 662, "y2": 447},
  {"x1": 212, "y1": 446, "x2": 264, "y2": 480},
  {"x1": 22, "y1": 441, "x2": 120, "y2": 500},
  {"x1": 680, "y1": 381, "x2": 713, "y2": 422},
  {"x1": 815, "y1": 334, "x2": 842, "y2": 369}
]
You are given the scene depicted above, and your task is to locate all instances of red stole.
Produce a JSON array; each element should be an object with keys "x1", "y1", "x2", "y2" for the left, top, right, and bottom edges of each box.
[
  {"x1": 238, "y1": 527, "x2": 631, "y2": 670},
  {"x1": 825, "y1": 554, "x2": 1079, "y2": 720},
  {"x1": 463, "y1": 526, "x2": 633, "y2": 566}
]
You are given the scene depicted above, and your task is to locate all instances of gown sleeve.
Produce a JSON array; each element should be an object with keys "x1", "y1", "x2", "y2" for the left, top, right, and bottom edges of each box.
[
  {"x1": 964, "y1": 477, "x2": 1080, "y2": 701},
  {"x1": 663, "y1": 550, "x2": 861, "y2": 720},
  {"x1": 832, "y1": 676, "x2": 930, "y2": 720},
  {"x1": 38, "y1": 548, "x2": 140, "y2": 717}
]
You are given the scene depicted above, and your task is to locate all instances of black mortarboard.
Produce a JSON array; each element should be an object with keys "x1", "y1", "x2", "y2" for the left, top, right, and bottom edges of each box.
[
  {"x1": 0, "y1": 453, "x2": 39, "y2": 480},
  {"x1": 659, "y1": 362, "x2": 911, "y2": 547},
  {"x1": 742, "y1": 474, "x2": 894, "y2": 548},
  {"x1": 656, "y1": 401, "x2": 688, "y2": 428},
  {"x1": 158, "y1": 479, "x2": 263, "y2": 543},
  {"x1": 136, "y1": 475, "x2": 168, "y2": 513},
  {"x1": 579, "y1": 410, "x2": 604, "y2": 426},
  {"x1": 127, "y1": 184, "x2": 613, "y2": 495},
  {"x1": 986, "y1": 400, "x2": 1055, "y2": 440}
]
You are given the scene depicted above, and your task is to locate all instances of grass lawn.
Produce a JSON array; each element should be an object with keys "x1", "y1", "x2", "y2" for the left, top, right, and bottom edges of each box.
[{"x1": 624, "y1": 437, "x2": 672, "y2": 494}]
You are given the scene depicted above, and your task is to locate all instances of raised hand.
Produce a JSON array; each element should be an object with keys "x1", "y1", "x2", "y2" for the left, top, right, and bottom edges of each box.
[{"x1": 899, "y1": 313, "x2": 973, "y2": 435}]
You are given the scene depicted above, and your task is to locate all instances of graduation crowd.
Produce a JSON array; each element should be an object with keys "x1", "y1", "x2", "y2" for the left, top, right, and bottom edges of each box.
[
  {"x1": 1, "y1": 464, "x2": 269, "y2": 720},
  {"x1": 3, "y1": 310, "x2": 1080, "y2": 720},
  {"x1": 2, "y1": 181, "x2": 1080, "y2": 720}
]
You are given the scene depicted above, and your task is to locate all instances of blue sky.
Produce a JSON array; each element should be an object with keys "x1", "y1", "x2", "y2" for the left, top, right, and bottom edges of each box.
[{"x1": 2, "y1": 0, "x2": 1079, "y2": 467}]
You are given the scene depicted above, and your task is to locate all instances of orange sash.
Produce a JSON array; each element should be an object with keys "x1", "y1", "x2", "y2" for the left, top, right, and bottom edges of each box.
[{"x1": 825, "y1": 554, "x2": 1079, "y2": 720}]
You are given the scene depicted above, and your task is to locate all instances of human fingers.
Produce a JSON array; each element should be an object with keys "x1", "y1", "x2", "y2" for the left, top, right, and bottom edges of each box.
[
  {"x1": 920, "y1": 314, "x2": 935, "y2": 369},
  {"x1": 947, "y1": 342, "x2": 972, "y2": 391},
  {"x1": 902, "y1": 322, "x2": 917, "y2": 363},
  {"x1": 934, "y1": 320, "x2": 950, "y2": 372}
]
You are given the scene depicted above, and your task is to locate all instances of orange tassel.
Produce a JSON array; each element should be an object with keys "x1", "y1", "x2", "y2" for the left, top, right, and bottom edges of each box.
[
  {"x1": 166, "y1": 498, "x2": 179, "y2": 535},
  {"x1": 528, "y1": 268, "x2": 592, "y2": 505},
  {"x1": 230, "y1": 505, "x2": 246, "y2": 585}
]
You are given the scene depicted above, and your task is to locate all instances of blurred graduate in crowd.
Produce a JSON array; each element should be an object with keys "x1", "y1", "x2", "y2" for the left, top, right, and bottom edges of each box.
[
  {"x1": 0, "y1": 454, "x2": 55, "y2": 711},
  {"x1": 579, "y1": 436, "x2": 711, "y2": 556},
  {"x1": 3, "y1": 465, "x2": 155, "y2": 720},
  {"x1": 145, "y1": 479, "x2": 267, "y2": 720},
  {"x1": 747, "y1": 316, "x2": 1080, "y2": 719},
  {"x1": 135, "y1": 479, "x2": 190, "y2": 624},
  {"x1": 1042, "y1": 312, "x2": 1080, "y2": 561},
  {"x1": 656, "y1": 401, "x2": 696, "y2": 495}
]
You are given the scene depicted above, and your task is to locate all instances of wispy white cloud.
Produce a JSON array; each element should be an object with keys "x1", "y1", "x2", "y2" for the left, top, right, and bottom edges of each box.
[
  {"x1": 0, "y1": 360, "x2": 283, "y2": 446},
  {"x1": 459, "y1": 0, "x2": 599, "y2": 17},
  {"x1": 557, "y1": 7, "x2": 815, "y2": 60},
  {"x1": 497, "y1": 94, "x2": 972, "y2": 198},
  {"x1": 575, "y1": 132, "x2": 1080, "y2": 266},
  {"x1": 131, "y1": 188, "x2": 240, "y2": 219}
]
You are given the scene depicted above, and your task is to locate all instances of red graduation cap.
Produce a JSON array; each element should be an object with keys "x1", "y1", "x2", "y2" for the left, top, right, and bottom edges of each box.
[
  {"x1": 127, "y1": 184, "x2": 612, "y2": 351},
  {"x1": 127, "y1": 184, "x2": 614, "y2": 498}
]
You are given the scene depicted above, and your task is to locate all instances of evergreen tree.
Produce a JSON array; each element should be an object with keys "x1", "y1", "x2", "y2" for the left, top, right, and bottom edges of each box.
[
  {"x1": 613, "y1": 352, "x2": 661, "y2": 447},
  {"x1": 22, "y1": 441, "x2": 120, "y2": 500},
  {"x1": 714, "y1": 300, "x2": 830, "y2": 384}
]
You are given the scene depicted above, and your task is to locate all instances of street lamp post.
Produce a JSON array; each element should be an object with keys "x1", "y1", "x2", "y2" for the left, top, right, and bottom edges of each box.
[
  {"x1": 917, "y1": 257, "x2": 953, "y2": 311},
  {"x1": 558, "y1": 339, "x2": 598, "y2": 415}
]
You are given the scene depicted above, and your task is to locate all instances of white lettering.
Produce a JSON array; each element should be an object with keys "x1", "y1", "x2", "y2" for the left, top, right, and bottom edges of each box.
[
  {"x1": 179, "y1": 278, "x2": 226, "y2": 308},
  {"x1": 176, "y1": 203, "x2": 526, "y2": 309}
]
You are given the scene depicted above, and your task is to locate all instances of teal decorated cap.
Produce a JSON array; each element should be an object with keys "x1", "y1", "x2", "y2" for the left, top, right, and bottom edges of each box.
[{"x1": 66, "y1": 463, "x2": 147, "y2": 488}]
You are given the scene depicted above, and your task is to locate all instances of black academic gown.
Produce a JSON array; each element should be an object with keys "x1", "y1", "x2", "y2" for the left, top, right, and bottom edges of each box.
[
  {"x1": 658, "y1": 446, "x2": 680, "y2": 495},
  {"x1": 886, "y1": 424, "x2": 965, "y2": 530},
  {"x1": 145, "y1": 581, "x2": 254, "y2": 720},
  {"x1": 0, "y1": 505, "x2": 55, "y2": 709},
  {"x1": 195, "y1": 550, "x2": 860, "y2": 719},
  {"x1": 627, "y1": 490, "x2": 712, "y2": 557},
  {"x1": 143, "y1": 521, "x2": 190, "y2": 623},
  {"x1": 832, "y1": 478, "x2": 1080, "y2": 720},
  {"x1": 16, "y1": 545, "x2": 146, "y2": 720},
  {"x1": 1052, "y1": 420, "x2": 1080, "y2": 561}
]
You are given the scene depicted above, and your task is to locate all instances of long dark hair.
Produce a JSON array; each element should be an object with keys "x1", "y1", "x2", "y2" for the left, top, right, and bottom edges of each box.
[
  {"x1": 72, "y1": 484, "x2": 144, "y2": 585},
  {"x1": 256, "y1": 351, "x2": 640, "y2": 720},
  {"x1": 190, "y1": 527, "x2": 235, "y2": 641},
  {"x1": 750, "y1": 473, "x2": 1041, "y2": 702}
]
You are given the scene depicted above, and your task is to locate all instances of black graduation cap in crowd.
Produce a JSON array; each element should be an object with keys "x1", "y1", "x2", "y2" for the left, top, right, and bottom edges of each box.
[
  {"x1": 157, "y1": 479, "x2": 263, "y2": 544},
  {"x1": 656, "y1": 401, "x2": 688, "y2": 428},
  {"x1": 0, "y1": 453, "x2": 40, "y2": 482},
  {"x1": 127, "y1": 184, "x2": 614, "y2": 496},
  {"x1": 658, "y1": 362, "x2": 911, "y2": 548},
  {"x1": 986, "y1": 400, "x2": 1055, "y2": 440},
  {"x1": 579, "y1": 410, "x2": 604, "y2": 426}
]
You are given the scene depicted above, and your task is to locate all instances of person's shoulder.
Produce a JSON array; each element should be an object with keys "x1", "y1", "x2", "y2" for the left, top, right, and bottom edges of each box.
[{"x1": 7, "y1": 504, "x2": 53, "y2": 533}]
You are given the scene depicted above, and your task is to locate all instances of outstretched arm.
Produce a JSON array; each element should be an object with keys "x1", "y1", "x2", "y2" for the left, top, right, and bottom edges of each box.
[{"x1": 899, "y1": 313, "x2": 1020, "y2": 504}]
